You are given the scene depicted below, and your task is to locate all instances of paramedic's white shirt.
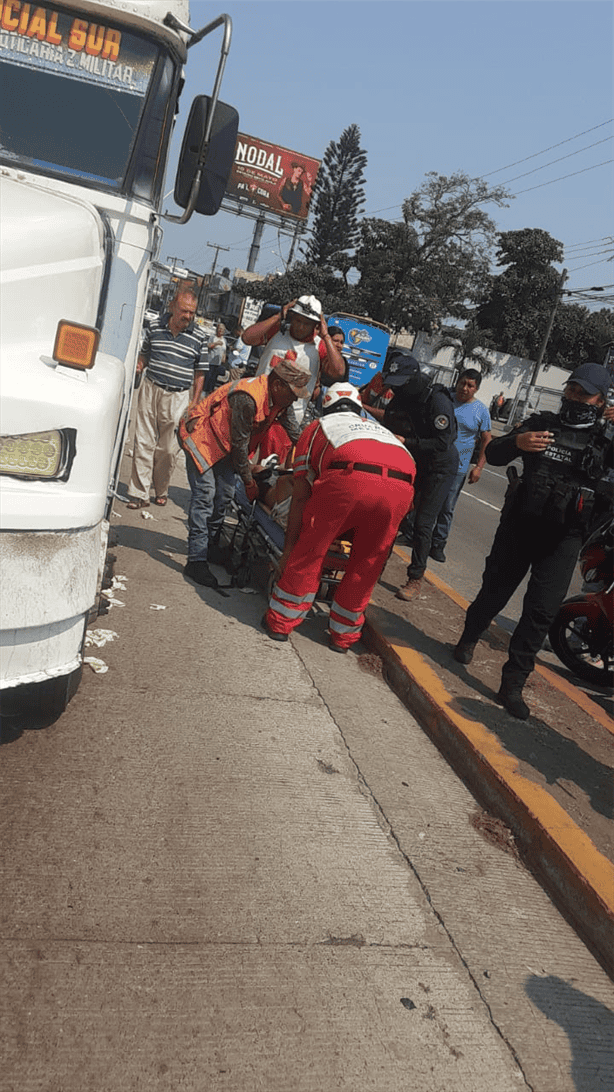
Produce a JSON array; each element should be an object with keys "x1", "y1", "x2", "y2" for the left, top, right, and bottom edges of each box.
[{"x1": 320, "y1": 414, "x2": 407, "y2": 450}]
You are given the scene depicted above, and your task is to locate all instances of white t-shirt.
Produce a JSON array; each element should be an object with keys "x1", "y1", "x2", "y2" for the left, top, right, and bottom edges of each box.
[
  {"x1": 207, "y1": 335, "x2": 227, "y2": 367},
  {"x1": 255, "y1": 329, "x2": 320, "y2": 423}
]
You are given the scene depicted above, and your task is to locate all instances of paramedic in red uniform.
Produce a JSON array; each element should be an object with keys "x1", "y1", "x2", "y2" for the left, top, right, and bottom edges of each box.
[{"x1": 262, "y1": 383, "x2": 416, "y2": 652}]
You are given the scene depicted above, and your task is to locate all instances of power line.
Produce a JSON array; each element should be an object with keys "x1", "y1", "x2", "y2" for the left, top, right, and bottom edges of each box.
[
  {"x1": 478, "y1": 118, "x2": 613, "y2": 178},
  {"x1": 564, "y1": 256, "x2": 614, "y2": 273},
  {"x1": 362, "y1": 123, "x2": 614, "y2": 217},
  {"x1": 497, "y1": 136, "x2": 612, "y2": 185},
  {"x1": 183, "y1": 232, "x2": 267, "y2": 266},
  {"x1": 362, "y1": 202, "x2": 404, "y2": 217},
  {"x1": 565, "y1": 239, "x2": 614, "y2": 253},
  {"x1": 566, "y1": 283, "x2": 614, "y2": 292},
  {"x1": 510, "y1": 159, "x2": 613, "y2": 195},
  {"x1": 565, "y1": 247, "x2": 614, "y2": 262},
  {"x1": 564, "y1": 235, "x2": 614, "y2": 251}
]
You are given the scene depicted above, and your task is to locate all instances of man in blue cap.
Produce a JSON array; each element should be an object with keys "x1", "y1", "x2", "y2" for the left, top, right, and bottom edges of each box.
[
  {"x1": 380, "y1": 352, "x2": 459, "y2": 600},
  {"x1": 454, "y1": 362, "x2": 613, "y2": 719}
]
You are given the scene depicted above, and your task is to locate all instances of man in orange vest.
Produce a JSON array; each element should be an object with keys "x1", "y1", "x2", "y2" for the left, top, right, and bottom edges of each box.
[{"x1": 179, "y1": 359, "x2": 310, "y2": 587}]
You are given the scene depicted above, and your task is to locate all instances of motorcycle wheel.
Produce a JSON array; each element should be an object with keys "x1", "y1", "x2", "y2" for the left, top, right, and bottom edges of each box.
[{"x1": 548, "y1": 596, "x2": 613, "y2": 687}]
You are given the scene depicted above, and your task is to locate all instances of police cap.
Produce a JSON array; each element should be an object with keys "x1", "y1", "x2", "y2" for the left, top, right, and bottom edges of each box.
[
  {"x1": 384, "y1": 352, "x2": 422, "y2": 387},
  {"x1": 566, "y1": 363, "x2": 611, "y2": 400}
]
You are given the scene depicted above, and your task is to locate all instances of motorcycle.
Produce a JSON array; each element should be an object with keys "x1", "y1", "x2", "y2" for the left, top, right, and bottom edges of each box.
[{"x1": 548, "y1": 516, "x2": 613, "y2": 686}]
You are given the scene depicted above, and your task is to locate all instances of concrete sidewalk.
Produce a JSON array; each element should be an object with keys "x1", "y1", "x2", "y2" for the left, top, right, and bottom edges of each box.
[{"x1": 363, "y1": 545, "x2": 614, "y2": 978}]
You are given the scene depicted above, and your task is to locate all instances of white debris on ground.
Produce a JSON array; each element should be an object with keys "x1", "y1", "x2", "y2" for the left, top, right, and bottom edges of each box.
[
  {"x1": 150, "y1": 604, "x2": 166, "y2": 610},
  {"x1": 142, "y1": 511, "x2": 154, "y2": 520},
  {"x1": 101, "y1": 591, "x2": 124, "y2": 607},
  {"x1": 83, "y1": 657, "x2": 109, "y2": 674},
  {"x1": 100, "y1": 574, "x2": 127, "y2": 608},
  {"x1": 85, "y1": 629, "x2": 119, "y2": 648}
]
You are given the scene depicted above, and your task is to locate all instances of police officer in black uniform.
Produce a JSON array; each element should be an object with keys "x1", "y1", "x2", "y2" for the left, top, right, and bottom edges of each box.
[
  {"x1": 379, "y1": 352, "x2": 460, "y2": 600},
  {"x1": 454, "y1": 362, "x2": 613, "y2": 720}
]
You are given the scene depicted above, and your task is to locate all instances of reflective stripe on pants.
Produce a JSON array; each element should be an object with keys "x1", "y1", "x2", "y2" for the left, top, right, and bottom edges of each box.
[{"x1": 264, "y1": 467, "x2": 413, "y2": 643}]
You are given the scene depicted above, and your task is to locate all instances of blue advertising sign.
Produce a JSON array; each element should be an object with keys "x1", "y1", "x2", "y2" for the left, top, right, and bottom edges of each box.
[{"x1": 327, "y1": 314, "x2": 390, "y2": 388}]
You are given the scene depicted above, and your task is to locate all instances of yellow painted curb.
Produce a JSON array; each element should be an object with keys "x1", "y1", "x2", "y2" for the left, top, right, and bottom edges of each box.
[{"x1": 387, "y1": 637, "x2": 614, "y2": 917}]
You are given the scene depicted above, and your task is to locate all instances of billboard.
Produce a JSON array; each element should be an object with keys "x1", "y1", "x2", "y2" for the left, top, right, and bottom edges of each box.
[{"x1": 226, "y1": 134, "x2": 320, "y2": 222}]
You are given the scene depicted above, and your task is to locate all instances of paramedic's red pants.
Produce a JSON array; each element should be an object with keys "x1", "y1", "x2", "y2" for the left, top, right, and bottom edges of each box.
[{"x1": 265, "y1": 468, "x2": 413, "y2": 647}]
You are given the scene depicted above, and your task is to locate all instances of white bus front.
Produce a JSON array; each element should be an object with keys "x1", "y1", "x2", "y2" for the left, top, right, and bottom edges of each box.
[{"x1": 0, "y1": 1, "x2": 237, "y2": 715}]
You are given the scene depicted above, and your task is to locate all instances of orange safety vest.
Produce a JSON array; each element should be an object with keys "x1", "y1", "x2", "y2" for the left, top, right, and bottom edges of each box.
[{"x1": 179, "y1": 373, "x2": 278, "y2": 475}]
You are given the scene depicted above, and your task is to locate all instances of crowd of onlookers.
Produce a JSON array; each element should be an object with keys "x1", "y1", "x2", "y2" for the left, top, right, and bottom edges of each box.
[
  {"x1": 124, "y1": 287, "x2": 497, "y2": 607},
  {"x1": 125, "y1": 288, "x2": 613, "y2": 721}
]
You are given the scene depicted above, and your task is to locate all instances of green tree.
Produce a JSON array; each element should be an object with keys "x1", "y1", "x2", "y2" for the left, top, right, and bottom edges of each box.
[
  {"x1": 549, "y1": 304, "x2": 614, "y2": 368},
  {"x1": 304, "y1": 124, "x2": 367, "y2": 268},
  {"x1": 474, "y1": 228, "x2": 565, "y2": 360},
  {"x1": 353, "y1": 172, "x2": 510, "y2": 332},
  {"x1": 235, "y1": 171, "x2": 510, "y2": 330},
  {"x1": 233, "y1": 261, "x2": 353, "y2": 317}
]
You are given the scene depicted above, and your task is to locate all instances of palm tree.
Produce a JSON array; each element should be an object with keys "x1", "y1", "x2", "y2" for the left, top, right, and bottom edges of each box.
[{"x1": 433, "y1": 321, "x2": 495, "y2": 376}]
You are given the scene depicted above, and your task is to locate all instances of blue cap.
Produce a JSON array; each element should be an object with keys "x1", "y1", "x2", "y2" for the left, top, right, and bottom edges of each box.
[
  {"x1": 567, "y1": 363, "x2": 611, "y2": 399},
  {"x1": 384, "y1": 352, "x2": 422, "y2": 387}
]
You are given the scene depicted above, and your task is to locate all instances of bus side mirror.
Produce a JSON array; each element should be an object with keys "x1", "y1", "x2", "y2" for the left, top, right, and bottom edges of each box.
[{"x1": 174, "y1": 96, "x2": 239, "y2": 216}]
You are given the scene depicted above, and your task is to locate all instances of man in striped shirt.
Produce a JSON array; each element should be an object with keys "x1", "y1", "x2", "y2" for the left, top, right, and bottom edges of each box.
[{"x1": 127, "y1": 292, "x2": 208, "y2": 508}]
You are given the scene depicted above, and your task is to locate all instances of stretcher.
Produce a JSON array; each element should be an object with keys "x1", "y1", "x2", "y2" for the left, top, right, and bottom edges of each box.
[{"x1": 218, "y1": 479, "x2": 351, "y2": 600}]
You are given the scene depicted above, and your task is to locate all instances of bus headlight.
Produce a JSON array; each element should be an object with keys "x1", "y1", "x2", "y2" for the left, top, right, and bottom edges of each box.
[{"x1": 0, "y1": 429, "x2": 77, "y2": 481}]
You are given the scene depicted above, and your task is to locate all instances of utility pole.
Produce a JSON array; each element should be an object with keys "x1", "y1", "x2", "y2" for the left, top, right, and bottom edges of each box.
[
  {"x1": 247, "y1": 214, "x2": 266, "y2": 273},
  {"x1": 286, "y1": 222, "x2": 303, "y2": 268},
  {"x1": 165, "y1": 256, "x2": 185, "y2": 307},
  {"x1": 520, "y1": 268, "x2": 568, "y2": 418},
  {"x1": 199, "y1": 242, "x2": 230, "y2": 315}
]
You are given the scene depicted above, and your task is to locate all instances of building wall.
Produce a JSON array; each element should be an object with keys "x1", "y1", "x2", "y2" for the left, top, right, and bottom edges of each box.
[{"x1": 411, "y1": 332, "x2": 569, "y2": 418}]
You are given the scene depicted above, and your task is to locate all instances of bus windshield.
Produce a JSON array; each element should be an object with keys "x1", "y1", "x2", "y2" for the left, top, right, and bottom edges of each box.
[{"x1": 0, "y1": 3, "x2": 159, "y2": 189}]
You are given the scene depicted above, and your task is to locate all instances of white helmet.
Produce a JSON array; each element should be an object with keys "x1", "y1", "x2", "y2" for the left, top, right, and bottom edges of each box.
[
  {"x1": 290, "y1": 295, "x2": 322, "y2": 322},
  {"x1": 321, "y1": 382, "x2": 363, "y2": 416}
]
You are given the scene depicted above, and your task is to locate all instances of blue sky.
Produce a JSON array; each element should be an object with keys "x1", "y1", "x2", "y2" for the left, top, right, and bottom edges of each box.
[{"x1": 161, "y1": 1, "x2": 613, "y2": 310}]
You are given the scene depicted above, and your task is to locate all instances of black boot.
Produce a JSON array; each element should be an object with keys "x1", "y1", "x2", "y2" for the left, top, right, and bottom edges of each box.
[
  {"x1": 496, "y1": 672, "x2": 530, "y2": 720},
  {"x1": 184, "y1": 560, "x2": 219, "y2": 588},
  {"x1": 429, "y1": 542, "x2": 446, "y2": 563},
  {"x1": 453, "y1": 640, "x2": 476, "y2": 664},
  {"x1": 453, "y1": 628, "x2": 480, "y2": 664}
]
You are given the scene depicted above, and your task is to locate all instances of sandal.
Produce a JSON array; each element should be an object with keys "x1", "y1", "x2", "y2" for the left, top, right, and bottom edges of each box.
[
  {"x1": 127, "y1": 498, "x2": 150, "y2": 510},
  {"x1": 154, "y1": 496, "x2": 168, "y2": 507}
]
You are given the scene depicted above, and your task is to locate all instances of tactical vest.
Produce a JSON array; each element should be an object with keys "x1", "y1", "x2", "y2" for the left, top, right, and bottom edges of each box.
[
  {"x1": 384, "y1": 383, "x2": 457, "y2": 449},
  {"x1": 517, "y1": 413, "x2": 611, "y2": 527}
]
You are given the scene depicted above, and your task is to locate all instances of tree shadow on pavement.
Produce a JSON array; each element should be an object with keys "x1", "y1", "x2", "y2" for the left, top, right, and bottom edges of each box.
[{"x1": 525, "y1": 975, "x2": 614, "y2": 1092}]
